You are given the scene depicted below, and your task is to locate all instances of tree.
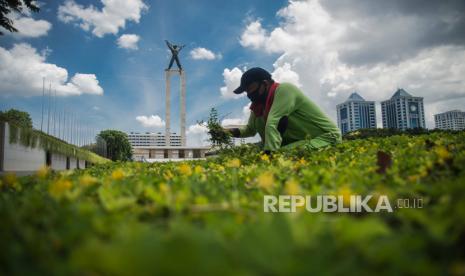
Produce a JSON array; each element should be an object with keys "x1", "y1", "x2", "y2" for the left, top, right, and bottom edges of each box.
[
  {"x1": 204, "y1": 108, "x2": 232, "y2": 149},
  {"x1": 0, "y1": 108, "x2": 33, "y2": 128},
  {"x1": 98, "y1": 130, "x2": 132, "y2": 161},
  {"x1": 0, "y1": 0, "x2": 40, "y2": 35}
]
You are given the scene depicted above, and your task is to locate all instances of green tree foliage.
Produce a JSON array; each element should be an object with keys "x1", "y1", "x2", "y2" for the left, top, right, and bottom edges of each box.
[
  {"x1": 98, "y1": 130, "x2": 132, "y2": 161},
  {"x1": 0, "y1": 0, "x2": 39, "y2": 35},
  {"x1": 0, "y1": 108, "x2": 33, "y2": 129},
  {"x1": 204, "y1": 108, "x2": 232, "y2": 148}
]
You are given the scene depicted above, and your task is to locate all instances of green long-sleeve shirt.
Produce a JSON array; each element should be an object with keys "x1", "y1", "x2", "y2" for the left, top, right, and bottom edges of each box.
[{"x1": 239, "y1": 82, "x2": 341, "y2": 151}]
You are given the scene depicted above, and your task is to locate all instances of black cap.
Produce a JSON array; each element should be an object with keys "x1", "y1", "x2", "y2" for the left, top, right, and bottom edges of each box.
[{"x1": 233, "y1": 67, "x2": 272, "y2": 94}]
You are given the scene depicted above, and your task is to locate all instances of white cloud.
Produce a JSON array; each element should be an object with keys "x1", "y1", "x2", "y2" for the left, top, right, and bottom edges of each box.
[
  {"x1": 239, "y1": 21, "x2": 267, "y2": 50},
  {"x1": 117, "y1": 34, "x2": 140, "y2": 50},
  {"x1": 221, "y1": 118, "x2": 244, "y2": 126},
  {"x1": 221, "y1": 103, "x2": 251, "y2": 127},
  {"x1": 190, "y1": 47, "x2": 219, "y2": 60},
  {"x1": 186, "y1": 122, "x2": 210, "y2": 147},
  {"x1": 240, "y1": 0, "x2": 465, "y2": 128},
  {"x1": 58, "y1": 0, "x2": 148, "y2": 37},
  {"x1": 187, "y1": 122, "x2": 208, "y2": 134},
  {"x1": 136, "y1": 115, "x2": 165, "y2": 128},
  {"x1": 220, "y1": 67, "x2": 245, "y2": 99},
  {"x1": 272, "y1": 61, "x2": 302, "y2": 87},
  {"x1": 68, "y1": 74, "x2": 104, "y2": 95},
  {"x1": 8, "y1": 14, "x2": 52, "y2": 38},
  {"x1": 0, "y1": 43, "x2": 104, "y2": 97}
]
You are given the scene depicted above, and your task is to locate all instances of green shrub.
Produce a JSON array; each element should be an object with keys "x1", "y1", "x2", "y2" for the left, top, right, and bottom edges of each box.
[{"x1": 1, "y1": 131, "x2": 464, "y2": 275}]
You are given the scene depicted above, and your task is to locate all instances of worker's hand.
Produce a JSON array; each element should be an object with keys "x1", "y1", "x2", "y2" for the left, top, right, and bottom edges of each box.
[{"x1": 223, "y1": 128, "x2": 240, "y2": 138}]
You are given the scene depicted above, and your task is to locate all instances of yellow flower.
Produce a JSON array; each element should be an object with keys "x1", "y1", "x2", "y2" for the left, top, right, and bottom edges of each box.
[
  {"x1": 159, "y1": 183, "x2": 171, "y2": 194},
  {"x1": 164, "y1": 170, "x2": 174, "y2": 180},
  {"x1": 178, "y1": 164, "x2": 192, "y2": 176},
  {"x1": 111, "y1": 169, "x2": 125, "y2": 180},
  {"x1": 284, "y1": 178, "x2": 300, "y2": 195},
  {"x1": 435, "y1": 146, "x2": 450, "y2": 163},
  {"x1": 143, "y1": 186, "x2": 158, "y2": 202},
  {"x1": 49, "y1": 179, "x2": 72, "y2": 198},
  {"x1": 194, "y1": 165, "x2": 204, "y2": 174},
  {"x1": 36, "y1": 166, "x2": 50, "y2": 179},
  {"x1": 2, "y1": 173, "x2": 20, "y2": 190},
  {"x1": 174, "y1": 190, "x2": 189, "y2": 211},
  {"x1": 338, "y1": 186, "x2": 353, "y2": 207},
  {"x1": 194, "y1": 195, "x2": 209, "y2": 205},
  {"x1": 226, "y1": 158, "x2": 241, "y2": 168},
  {"x1": 260, "y1": 154, "x2": 270, "y2": 162},
  {"x1": 329, "y1": 156, "x2": 336, "y2": 163},
  {"x1": 257, "y1": 171, "x2": 275, "y2": 192},
  {"x1": 407, "y1": 174, "x2": 420, "y2": 182},
  {"x1": 80, "y1": 174, "x2": 98, "y2": 187}
]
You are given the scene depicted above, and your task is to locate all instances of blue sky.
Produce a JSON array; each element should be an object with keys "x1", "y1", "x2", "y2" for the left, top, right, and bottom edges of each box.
[
  {"x1": 1, "y1": 0, "x2": 465, "y2": 145},
  {"x1": 0, "y1": 0, "x2": 286, "y2": 144}
]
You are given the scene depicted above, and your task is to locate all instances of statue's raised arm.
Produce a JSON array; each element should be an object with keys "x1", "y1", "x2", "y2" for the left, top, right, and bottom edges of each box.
[{"x1": 165, "y1": 40, "x2": 174, "y2": 51}]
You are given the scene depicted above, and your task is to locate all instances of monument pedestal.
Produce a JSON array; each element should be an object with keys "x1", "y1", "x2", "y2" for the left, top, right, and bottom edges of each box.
[{"x1": 165, "y1": 69, "x2": 187, "y2": 151}]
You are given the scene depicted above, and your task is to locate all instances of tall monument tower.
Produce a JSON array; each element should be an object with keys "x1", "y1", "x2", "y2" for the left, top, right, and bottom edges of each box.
[
  {"x1": 164, "y1": 40, "x2": 186, "y2": 147},
  {"x1": 165, "y1": 69, "x2": 186, "y2": 146}
]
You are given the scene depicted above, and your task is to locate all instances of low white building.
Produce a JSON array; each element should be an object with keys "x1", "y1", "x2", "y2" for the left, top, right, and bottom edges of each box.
[
  {"x1": 131, "y1": 146, "x2": 209, "y2": 162},
  {"x1": 128, "y1": 132, "x2": 181, "y2": 147},
  {"x1": 128, "y1": 131, "x2": 209, "y2": 161}
]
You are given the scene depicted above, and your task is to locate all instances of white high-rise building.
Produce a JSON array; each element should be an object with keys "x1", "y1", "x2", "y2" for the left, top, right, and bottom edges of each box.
[
  {"x1": 381, "y1": 88, "x2": 425, "y2": 130},
  {"x1": 336, "y1": 92, "x2": 376, "y2": 135},
  {"x1": 434, "y1": 110, "x2": 465, "y2": 130}
]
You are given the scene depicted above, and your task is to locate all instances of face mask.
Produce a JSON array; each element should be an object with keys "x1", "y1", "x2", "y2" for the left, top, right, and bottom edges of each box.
[{"x1": 247, "y1": 83, "x2": 268, "y2": 103}]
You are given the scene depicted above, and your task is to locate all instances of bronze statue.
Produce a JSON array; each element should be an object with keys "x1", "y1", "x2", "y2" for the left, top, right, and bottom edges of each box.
[{"x1": 165, "y1": 40, "x2": 185, "y2": 71}]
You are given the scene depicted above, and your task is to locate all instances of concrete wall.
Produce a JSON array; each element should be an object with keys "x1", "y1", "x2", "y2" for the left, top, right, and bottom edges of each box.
[
  {"x1": 78, "y1": 159, "x2": 85, "y2": 169},
  {"x1": 2, "y1": 123, "x2": 46, "y2": 171},
  {"x1": 51, "y1": 154, "x2": 67, "y2": 170},
  {"x1": 1, "y1": 122, "x2": 96, "y2": 173},
  {"x1": 69, "y1": 157, "x2": 77, "y2": 170},
  {"x1": 170, "y1": 150, "x2": 179, "y2": 159}
]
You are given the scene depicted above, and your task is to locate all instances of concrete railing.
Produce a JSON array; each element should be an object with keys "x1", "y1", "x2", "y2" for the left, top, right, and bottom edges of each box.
[{"x1": 0, "y1": 122, "x2": 107, "y2": 174}]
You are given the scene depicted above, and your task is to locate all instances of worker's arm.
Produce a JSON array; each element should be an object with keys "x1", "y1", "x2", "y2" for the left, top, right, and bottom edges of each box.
[
  {"x1": 264, "y1": 88, "x2": 296, "y2": 151},
  {"x1": 239, "y1": 112, "x2": 258, "y2": 138},
  {"x1": 225, "y1": 112, "x2": 258, "y2": 138}
]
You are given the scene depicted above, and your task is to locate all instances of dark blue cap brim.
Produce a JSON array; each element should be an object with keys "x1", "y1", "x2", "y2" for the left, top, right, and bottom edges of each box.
[{"x1": 233, "y1": 86, "x2": 245, "y2": 94}]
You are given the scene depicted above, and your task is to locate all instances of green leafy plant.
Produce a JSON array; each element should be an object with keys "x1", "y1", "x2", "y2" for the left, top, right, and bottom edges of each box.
[
  {"x1": 0, "y1": 109, "x2": 33, "y2": 129},
  {"x1": 203, "y1": 108, "x2": 233, "y2": 149},
  {"x1": 98, "y1": 130, "x2": 132, "y2": 161},
  {"x1": 0, "y1": 0, "x2": 39, "y2": 35},
  {"x1": 1, "y1": 131, "x2": 465, "y2": 275}
]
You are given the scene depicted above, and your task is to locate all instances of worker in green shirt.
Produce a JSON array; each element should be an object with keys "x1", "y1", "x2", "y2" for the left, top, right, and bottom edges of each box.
[{"x1": 226, "y1": 67, "x2": 342, "y2": 153}]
